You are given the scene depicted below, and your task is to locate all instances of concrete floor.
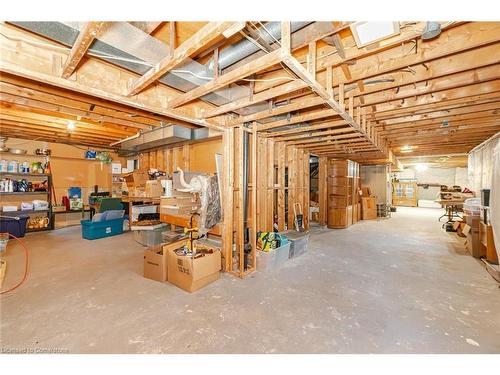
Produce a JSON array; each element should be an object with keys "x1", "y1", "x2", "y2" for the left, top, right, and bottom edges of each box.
[{"x1": 1, "y1": 207, "x2": 499, "y2": 354}]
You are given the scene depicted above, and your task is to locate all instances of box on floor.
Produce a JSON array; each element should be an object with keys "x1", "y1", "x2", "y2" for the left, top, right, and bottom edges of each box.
[
  {"x1": 167, "y1": 247, "x2": 221, "y2": 293},
  {"x1": 462, "y1": 215, "x2": 485, "y2": 258},
  {"x1": 361, "y1": 196, "x2": 377, "y2": 220},
  {"x1": 143, "y1": 239, "x2": 187, "y2": 282}
]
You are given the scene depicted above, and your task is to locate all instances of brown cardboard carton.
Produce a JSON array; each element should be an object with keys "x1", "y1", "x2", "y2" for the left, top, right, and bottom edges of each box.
[
  {"x1": 167, "y1": 248, "x2": 221, "y2": 293},
  {"x1": 361, "y1": 197, "x2": 377, "y2": 220},
  {"x1": 465, "y1": 215, "x2": 480, "y2": 230},
  {"x1": 146, "y1": 180, "x2": 163, "y2": 198},
  {"x1": 144, "y1": 239, "x2": 188, "y2": 282},
  {"x1": 465, "y1": 227, "x2": 486, "y2": 258},
  {"x1": 143, "y1": 245, "x2": 168, "y2": 282}
]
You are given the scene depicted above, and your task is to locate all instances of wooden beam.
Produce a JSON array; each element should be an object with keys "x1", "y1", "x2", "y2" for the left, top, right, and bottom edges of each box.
[
  {"x1": 338, "y1": 23, "x2": 500, "y2": 85},
  {"x1": 279, "y1": 54, "x2": 389, "y2": 153},
  {"x1": 204, "y1": 80, "x2": 308, "y2": 119},
  {"x1": 263, "y1": 119, "x2": 348, "y2": 137},
  {"x1": 244, "y1": 23, "x2": 278, "y2": 52},
  {"x1": 318, "y1": 156, "x2": 327, "y2": 225},
  {"x1": 338, "y1": 83, "x2": 345, "y2": 109},
  {"x1": 226, "y1": 96, "x2": 324, "y2": 126},
  {"x1": 129, "y1": 22, "x2": 163, "y2": 34},
  {"x1": 258, "y1": 108, "x2": 340, "y2": 131},
  {"x1": 168, "y1": 49, "x2": 283, "y2": 108},
  {"x1": 61, "y1": 22, "x2": 106, "y2": 79},
  {"x1": 277, "y1": 127, "x2": 354, "y2": 142},
  {"x1": 169, "y1": 21, "x2": 176, "y2": 56},
  {"x1": 128, "y1": 22, "x2": 245, "y2": 96},
  {"x1": 307, "y1": 41, "x2": 317, "y2": 76},
  {"x1": 368, "y1": 80, "x2": 500, "y2": 115},
  {"x1": 281, "y1": 22, "x2": 291, "y2": 54},
  {"x1": 326, "y1": 66, "x2": 333, "y2": 97},
  {"x1": 281, "y1": 54, "x2": 345, "y2": 114},
  {"x1": 0, "y1": 57, "x2": 224, "y2": 131},
  {"x1": 0, "y1": 90, "x2": 151, "y2": 131}
]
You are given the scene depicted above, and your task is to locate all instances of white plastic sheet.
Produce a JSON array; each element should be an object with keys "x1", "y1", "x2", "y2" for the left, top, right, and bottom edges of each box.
[
  {"x1": 468, "y1": 132, "x2": 500, "y2": 261},
  {"x1": 489, "y1": 139, "x2": 500, "y2": 261}
]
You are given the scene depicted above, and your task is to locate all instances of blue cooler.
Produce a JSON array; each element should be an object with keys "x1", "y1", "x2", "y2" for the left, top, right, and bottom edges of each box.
[{"x1": 81, "y1": 218, "x2": 124, "y2": 240}]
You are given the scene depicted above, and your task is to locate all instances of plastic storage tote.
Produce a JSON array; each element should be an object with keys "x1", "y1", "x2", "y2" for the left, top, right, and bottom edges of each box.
[
  {"x1": 256, "y1": 241, "x2": 291, "y2": 272},
  {"x1": 133, "y1": 227, "x2": 166, "y2": 247},
  {"x1": 463, "y1": 198, "x2": 481, "y2": 216},
  {"x1": 280, "y1": 230, "x2": 310, "y2": 258},
  {"x1": 0, "y1": 215, "x2": 29, "y2": 238},
  {"x1": 81, "y1": 218, "x2": 124, "y2": 240}
]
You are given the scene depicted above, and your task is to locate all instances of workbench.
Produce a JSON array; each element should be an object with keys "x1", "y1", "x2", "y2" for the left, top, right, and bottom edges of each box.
[{"x1": 160, "y1": 213, "x2": 222, "y2": 236}]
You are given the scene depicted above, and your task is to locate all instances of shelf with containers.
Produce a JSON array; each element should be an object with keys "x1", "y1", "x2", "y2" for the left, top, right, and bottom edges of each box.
[{"x1": 0, "y1": 171, "x2": 54, "y2": 232}]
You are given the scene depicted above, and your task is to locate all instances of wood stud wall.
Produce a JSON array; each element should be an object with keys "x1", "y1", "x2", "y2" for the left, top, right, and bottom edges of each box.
[
  {"x1": 221, "y1": 126, "x2": 310, "y2": 278},
  {"x1": 137, "y1": 145, "x2": 191, "y2": 172}
]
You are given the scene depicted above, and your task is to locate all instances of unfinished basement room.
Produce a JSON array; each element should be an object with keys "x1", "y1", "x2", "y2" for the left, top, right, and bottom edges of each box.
[{"x1": 1, "y1": 2, "x2": 500, "y2": 370}]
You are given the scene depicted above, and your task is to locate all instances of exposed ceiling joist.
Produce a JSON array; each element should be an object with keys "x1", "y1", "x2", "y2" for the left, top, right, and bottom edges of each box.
[
  {"x1": 61, "y1": 22, "x2": 107, "y2": 79},
  {"x1": 127, "y1": 22, "x2": 245, "y2": 96}
]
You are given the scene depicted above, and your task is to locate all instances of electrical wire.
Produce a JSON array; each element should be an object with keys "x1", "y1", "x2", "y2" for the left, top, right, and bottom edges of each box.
[
  {"x1": 2, "y1": 29, "x2": 298, "y2": 84},
  {"x1": 258, "y1": 22, "x2": 281, "y2": 47},
  {"x1": 0, "y1": 232, "x2": 30, "y2": 295},
  {"x1": 238, "y1": 30, "x2": 269, "y2": 54}
]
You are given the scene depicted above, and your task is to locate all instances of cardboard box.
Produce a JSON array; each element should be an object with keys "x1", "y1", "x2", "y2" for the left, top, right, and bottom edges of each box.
[
  {"x1": 144, "y1": 245, "x2": 168, "y2": 282},
  {"x1": 453, "y1": 221, "x2": 467, "y2": 237},
  {"x1": 361, "y1": 187, "x2": 371, "y2": 196},
  {"x1": 144, "y1": 239, "x2": 187, "y2": 282},
  {"x1": 146, "y1": 180, "x2": 163, "y2": 198},
  {"x1": 361, "y1": 197, "x2": 377, "y2": 220},
  {"x1": 463, "y1": 224, "x2": 485, "y2": 258},
  {"x1": 123, "y1": 170, "x2": 149, "y2": 191},
  {"x1": 167, "y1": 248, "x2": 221, "y2": 293}
]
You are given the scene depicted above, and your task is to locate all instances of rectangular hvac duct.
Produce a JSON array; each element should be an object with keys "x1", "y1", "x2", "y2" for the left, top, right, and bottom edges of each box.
[{"x1": 121, "y1": 125, "x2": 192, "y2": 151}]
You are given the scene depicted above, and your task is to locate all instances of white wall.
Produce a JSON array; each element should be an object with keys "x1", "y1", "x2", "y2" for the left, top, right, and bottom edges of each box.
[
  {"x1": 396, "y1": 166, "x2": 468, "y2": 186},
  {"x1": 395, "y1": 166, "x2": 470, "y2": 201}
]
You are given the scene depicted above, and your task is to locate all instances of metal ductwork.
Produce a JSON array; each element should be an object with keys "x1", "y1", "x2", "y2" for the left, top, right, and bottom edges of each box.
[
  {"x1": 208, "y1": 21, "x2": 311, "y2": 71},
  {"x1": 9, "y1": 21, "x2": 312, "y2": 116},
  {"x1": 118, "y1": 124, "x2": 219, "y2": 152},
  {"x1": 120, "y1": 125, "x2": 192, "y2": 151}
]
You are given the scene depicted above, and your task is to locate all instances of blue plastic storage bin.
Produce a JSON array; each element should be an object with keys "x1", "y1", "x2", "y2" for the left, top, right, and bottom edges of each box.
[
  {"x1": 0, "y1": 215, "x2": 29, "y2": 238},
  {"x1": 81, "y1": 218, "x2": 124, "y2": 240}
]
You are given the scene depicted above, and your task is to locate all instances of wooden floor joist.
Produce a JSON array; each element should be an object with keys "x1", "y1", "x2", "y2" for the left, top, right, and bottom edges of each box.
[
  {"x1": 61, "y1": 22, "x2": 106, "y2": 79},
  {"x1": 167, "y1": 49, "x2": 284, "y2": 108},
  {"x1": 127, "y1": 22, "x2": 245, "y2": 96}
]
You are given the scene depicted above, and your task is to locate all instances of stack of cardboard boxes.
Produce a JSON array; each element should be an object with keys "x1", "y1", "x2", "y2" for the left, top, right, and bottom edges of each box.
[
  {"x1": 143, "y1": 238, "x2": 222, "y2": 293},
  {"x1": 454, "y1": 214, "x2": 498, "y2": 265}
]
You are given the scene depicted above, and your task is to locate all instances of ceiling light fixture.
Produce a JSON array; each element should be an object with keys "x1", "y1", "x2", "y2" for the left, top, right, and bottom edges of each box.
[
  {"x1": 67, "y1": 121, "x2": 76, "y2": 131},
  {"x1": 350, "y1": 21, "x2": 400, "y2": 48}
]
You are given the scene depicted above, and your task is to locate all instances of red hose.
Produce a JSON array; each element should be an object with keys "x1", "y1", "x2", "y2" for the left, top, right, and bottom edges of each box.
[{"x1": 0, "y1": 232, "x2": 30, "y2": 295}]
